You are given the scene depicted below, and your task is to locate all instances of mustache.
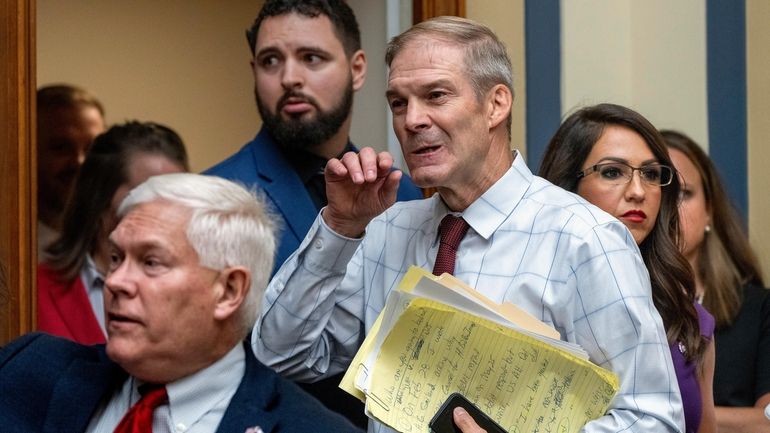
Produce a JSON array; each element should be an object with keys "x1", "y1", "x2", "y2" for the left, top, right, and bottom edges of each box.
[{"x1": 277, "y1": 91, "x2": 319, "y2": 112}]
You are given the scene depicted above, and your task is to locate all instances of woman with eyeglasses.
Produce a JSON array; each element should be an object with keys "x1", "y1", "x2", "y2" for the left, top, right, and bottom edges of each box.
[
  {"x1": 539, "y1": 103, "x2": 716, "y2": 433},
  {"x1": 662, "y1": 129, "x2": 770, "y2": 432}
]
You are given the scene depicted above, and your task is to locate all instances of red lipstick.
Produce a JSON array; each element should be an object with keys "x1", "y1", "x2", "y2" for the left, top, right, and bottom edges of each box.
[{"x1": 621, "y1": 210, "x2": 647, "y2": 223}]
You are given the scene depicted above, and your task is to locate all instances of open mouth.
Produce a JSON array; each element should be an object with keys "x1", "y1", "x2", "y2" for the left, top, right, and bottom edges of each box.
[
  {"x1": 108, "y1": 312, "x2": 140, "y2": 325},
  {"x1": 414, "y1": 145, "x2": 441, "y2": 155}
]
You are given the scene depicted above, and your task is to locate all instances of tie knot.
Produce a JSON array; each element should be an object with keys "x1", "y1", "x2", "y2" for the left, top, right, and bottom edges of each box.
[
  {"x1": 114, "y1": 383, "x2": 168, "y2": 433},
  {"x1": 438, "y1": 215, "x2": 469, "y2": 249},
  {"x1": 137, "y1": 383, "x2": 168, "y2": 408}
]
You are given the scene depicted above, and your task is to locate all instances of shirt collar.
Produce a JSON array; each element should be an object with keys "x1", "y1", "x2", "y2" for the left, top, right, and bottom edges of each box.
[
  {"x1": 148, "y1": 343, "x2": 245, "y2": 431},
  {"x1": 81, "y1": 254, "x2": 105, "y2": 291},
  {"x1": 436, "y1": 150, "x2": 532, "y2": 240}
]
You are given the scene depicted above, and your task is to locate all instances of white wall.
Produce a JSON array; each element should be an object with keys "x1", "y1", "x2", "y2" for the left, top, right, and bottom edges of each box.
[
  {"x1": 348, "y1": 1, "x2": 390, "y2": 154},
  {"x1": 561, "y1": 0, "x2": 708, "y2": 148},
  {"x1": 37, "y1": 0, "x2": 394, "y2": 172},
  {"x1": 467, "y1": 0, "x2": 527, "y2": 158},
  {"x1": 747, "y1": 1, "x2": 770, "y2": 278},
  {"x1": 37, "y1": 0, "x2": 263, "y2": 172}
]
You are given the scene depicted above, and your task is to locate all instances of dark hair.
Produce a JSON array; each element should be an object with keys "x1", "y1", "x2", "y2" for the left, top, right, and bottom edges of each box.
[
  {"x1": 539, "y1": 103, "x2": 704, "y2": 362},
  {"x1": 246, "y1": 0, "x2": 361, "y2": 57},
  {"x1": 662, "y1": 129, "x2": 765, "y2": 328},
  {"x1": 45, "y1": 121, "x2": 189, "y2": 281},
  {"x1": 37, "y1": 84, "x2": 105, "y2": 118}
]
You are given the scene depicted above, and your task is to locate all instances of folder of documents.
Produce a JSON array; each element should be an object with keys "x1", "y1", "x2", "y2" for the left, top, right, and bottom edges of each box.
[{"x1": 340, "y1": 266, "x2": 619, "y2": 433}]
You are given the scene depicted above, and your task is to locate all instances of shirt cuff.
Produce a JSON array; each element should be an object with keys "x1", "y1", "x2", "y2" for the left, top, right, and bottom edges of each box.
[{"x1": 302, "y1": 210, "x2": 363, "y2": 272}]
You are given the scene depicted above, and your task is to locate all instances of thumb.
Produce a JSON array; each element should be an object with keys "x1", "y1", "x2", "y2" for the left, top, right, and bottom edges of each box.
[{"x1": 453, "y1": 407, "x2": 487, "y2": 433}]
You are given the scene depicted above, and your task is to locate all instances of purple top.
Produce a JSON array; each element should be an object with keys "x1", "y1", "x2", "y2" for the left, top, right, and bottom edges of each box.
[{"x1": 670, "y1": 302, "x2": 715, "y2": 433}]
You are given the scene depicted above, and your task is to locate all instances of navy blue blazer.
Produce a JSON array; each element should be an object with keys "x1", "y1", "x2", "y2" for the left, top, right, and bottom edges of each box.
[
  {"x1": 0, "y1": 333, "x2": 363, "y2": 433},
  {"x1": 204, "y1": 128, "x2": 423, "y2": 275}
]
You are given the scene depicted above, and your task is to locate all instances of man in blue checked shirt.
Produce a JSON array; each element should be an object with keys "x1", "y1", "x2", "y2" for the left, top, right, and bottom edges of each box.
[{"x1": 254, "y1": 16, "x2": 685, "y2": 433}]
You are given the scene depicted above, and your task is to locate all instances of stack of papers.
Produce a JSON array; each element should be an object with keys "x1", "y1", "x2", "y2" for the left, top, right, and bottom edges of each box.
[{"x1": 340, "y1": 266, "x2": 619, "y2": 433}]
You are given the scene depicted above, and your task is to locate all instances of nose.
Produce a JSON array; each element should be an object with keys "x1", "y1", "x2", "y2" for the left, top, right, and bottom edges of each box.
[
  {"x1": 280, "y1": 59, "x2": 304, "y2": 90},
  {"x1": 404, "y1": 100, "x2": 430, "y2": 132},
  {"x1": 76, "y1": 147, "x2": 88, "y2": 165},
  {"x1": 104, "y1": 259, "x2": 138, "y2": 299},
  {"x1": 70, "y1": 138, "x2": 91, "y2": 167},
  {"x1": 624, "y1": 170, "x2": 647, "y2": 202}
]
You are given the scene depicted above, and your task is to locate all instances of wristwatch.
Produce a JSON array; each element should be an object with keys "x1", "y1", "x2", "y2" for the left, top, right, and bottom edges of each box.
[{"x1": 765, "y1": 402, "x2": 770, "y2": 420}]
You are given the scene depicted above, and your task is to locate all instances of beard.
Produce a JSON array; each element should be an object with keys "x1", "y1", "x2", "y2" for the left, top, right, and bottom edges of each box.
[{"x1": 255, "y1": 79, "x2": 354, "y2": 153}]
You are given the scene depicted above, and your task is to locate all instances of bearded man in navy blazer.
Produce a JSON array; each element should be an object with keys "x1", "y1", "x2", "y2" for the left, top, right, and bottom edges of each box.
[
  {"x1": 204, "y1": 0, "x2": 422, "y2": 277},
  {"x1": 0, "y1": 173, "x2": 361, "y2": 433},
  {"x1": 204, "y1": 1, "x2": 421, "y2": 427}
]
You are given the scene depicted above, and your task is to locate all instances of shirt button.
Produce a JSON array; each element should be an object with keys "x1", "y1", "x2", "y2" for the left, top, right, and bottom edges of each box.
[
  {"x1": 314, "y1": 239, "x2": 323, "y2": 250},
  {"x1": 175, "y1": 423, "x2": 186, "y2": 432}
]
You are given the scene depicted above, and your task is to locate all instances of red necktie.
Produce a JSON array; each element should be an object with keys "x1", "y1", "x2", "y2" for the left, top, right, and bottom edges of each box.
[
  {"x1": 433, "y1": 215, "x2": 470, "y2": 276},
  {"x1": 113, "y1": 383, "x2": 168, "y2": 433}
]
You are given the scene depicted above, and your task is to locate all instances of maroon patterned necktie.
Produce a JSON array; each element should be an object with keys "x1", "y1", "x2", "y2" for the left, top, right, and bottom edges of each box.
[
  {"x1": 432, "y1": 215, "x2": 470, "y2": 276},
  {"x1": 113, "y1": 383, "x2": 168, "y2": 433}
]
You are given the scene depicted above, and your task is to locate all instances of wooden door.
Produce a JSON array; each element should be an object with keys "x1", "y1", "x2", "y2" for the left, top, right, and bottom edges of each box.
[{"x1": 0, "y1": 0, "x2": 36, "y2": 344}]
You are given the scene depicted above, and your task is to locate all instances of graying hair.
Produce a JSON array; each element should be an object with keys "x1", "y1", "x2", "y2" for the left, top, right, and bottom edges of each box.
[
  {"x1": 118, "y1": 173, "x2": 276, "y2": 338},
  {"x1": 385, "y1": 16, "x2": 514, "y2": 136}
]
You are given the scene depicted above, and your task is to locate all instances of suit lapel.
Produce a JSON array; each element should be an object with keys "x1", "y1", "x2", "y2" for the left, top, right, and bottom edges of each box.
[
  {"x1": 216, "y1": 342, "x2": 280, "y2": 433},
  {"x1": 43, "y1": 345, "x2": 126, "y2": 433},
  {"x1": 250, "y1": 130, "x2": 319, "y2": 244}
]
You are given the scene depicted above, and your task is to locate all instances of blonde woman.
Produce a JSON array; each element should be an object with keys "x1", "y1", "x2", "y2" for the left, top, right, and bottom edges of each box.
[{"x1": 663, "y1": 130, "x2": 770, "y2": 433}]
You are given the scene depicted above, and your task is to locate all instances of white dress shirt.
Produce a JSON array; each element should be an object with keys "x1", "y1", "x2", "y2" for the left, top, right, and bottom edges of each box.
[
  {"x1": 85, "y1": 343, "x2": 245, "y2": 433},
  {"x1": 80, "y1": 254, "x2": 106, "y2": 335},
  {"x1": 255, "y1": 153, "x2": 685, "y2": 433}
]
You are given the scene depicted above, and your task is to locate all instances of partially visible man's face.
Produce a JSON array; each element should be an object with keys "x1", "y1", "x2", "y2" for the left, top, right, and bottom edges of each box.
[
  {"x1": 252, "y1": 13, "x2": 362, "y2": 152},
  {"x1": 104, "y1": 200, "x2": 223, "y2": 383},
  {"x1": 37, "y1": 105, "x2": 105, "y2": 213}
]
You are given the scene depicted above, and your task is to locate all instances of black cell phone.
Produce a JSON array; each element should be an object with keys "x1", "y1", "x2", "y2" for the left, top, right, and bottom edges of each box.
[{"x1": 429, "y1": 392, "x2": 507, "y2": 433}]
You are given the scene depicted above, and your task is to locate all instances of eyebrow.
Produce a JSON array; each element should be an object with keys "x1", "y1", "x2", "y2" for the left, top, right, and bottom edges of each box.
[
  {"x1": 386, "y1": 78, "x2": 455, "y2": 99},
  {"x1": 106, "y1": 238, "x2": 120, "y2": 253},
  {"x1": 594, "y1": 156, "x2": 660, "y2": 166},
  {"x1": 107, "y1": 237, "x2": 171, "y2": 256},
  {"x1": 256, "y1": 44, "x2": 332, "y2": 58}
]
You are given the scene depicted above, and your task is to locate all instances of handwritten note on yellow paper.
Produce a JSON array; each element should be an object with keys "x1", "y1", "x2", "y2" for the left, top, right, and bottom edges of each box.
[{"x1": 366, "y1": 298, "x2": 618, "y2": 433}]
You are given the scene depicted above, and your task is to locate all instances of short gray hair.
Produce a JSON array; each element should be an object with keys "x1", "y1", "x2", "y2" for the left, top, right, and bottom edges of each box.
[
  {"x1": 118, "y1": 173, "x2": 276, "y2": 338},
  {"x1": 385, "y1": 16, "x2": 514, "y2": 136}
]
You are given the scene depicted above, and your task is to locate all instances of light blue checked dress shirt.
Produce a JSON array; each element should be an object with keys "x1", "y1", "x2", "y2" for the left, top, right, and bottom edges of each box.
[{"x1": 255, "y1": 154, "x2": 685, "y2": 433}]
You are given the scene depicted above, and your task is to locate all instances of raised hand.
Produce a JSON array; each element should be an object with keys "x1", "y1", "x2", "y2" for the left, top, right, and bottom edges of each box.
[{"x1": 323, "y1": 147, "x2": 402, "y2": 238}]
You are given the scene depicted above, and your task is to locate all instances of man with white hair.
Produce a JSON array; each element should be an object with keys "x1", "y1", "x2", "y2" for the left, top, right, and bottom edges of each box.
[{"x1": 0, "y1": 173, "x2": 361, "y2": 433}]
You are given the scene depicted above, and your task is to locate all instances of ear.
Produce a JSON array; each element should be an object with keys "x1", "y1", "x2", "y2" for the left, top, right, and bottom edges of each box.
[
  {"x1": 249, "y1": 57, "x2": 257, "y2": 75},
  {"x1": 213, "y1": 266, "x2": 250, "y2": 321},
  {"x1": 486, "y1": 84, "x2": 512, "y2": 131},
  {"x1": 350, "y1": 49, "x2": 367, "y2": 92}
]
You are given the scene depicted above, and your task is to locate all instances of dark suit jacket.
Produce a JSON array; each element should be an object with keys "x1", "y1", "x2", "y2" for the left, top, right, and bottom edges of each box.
[
  {"x1": 204, "y1": 128, "x2": 423, "y2": 275},
  {"x1": 0, "y1": 333, "x2": 363, "y2": 433}
]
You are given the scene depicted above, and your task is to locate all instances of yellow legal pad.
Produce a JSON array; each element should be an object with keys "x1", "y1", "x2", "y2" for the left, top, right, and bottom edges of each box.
[{"x1": 340, "y1": 266, "x2": 619, "y2": 433}]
